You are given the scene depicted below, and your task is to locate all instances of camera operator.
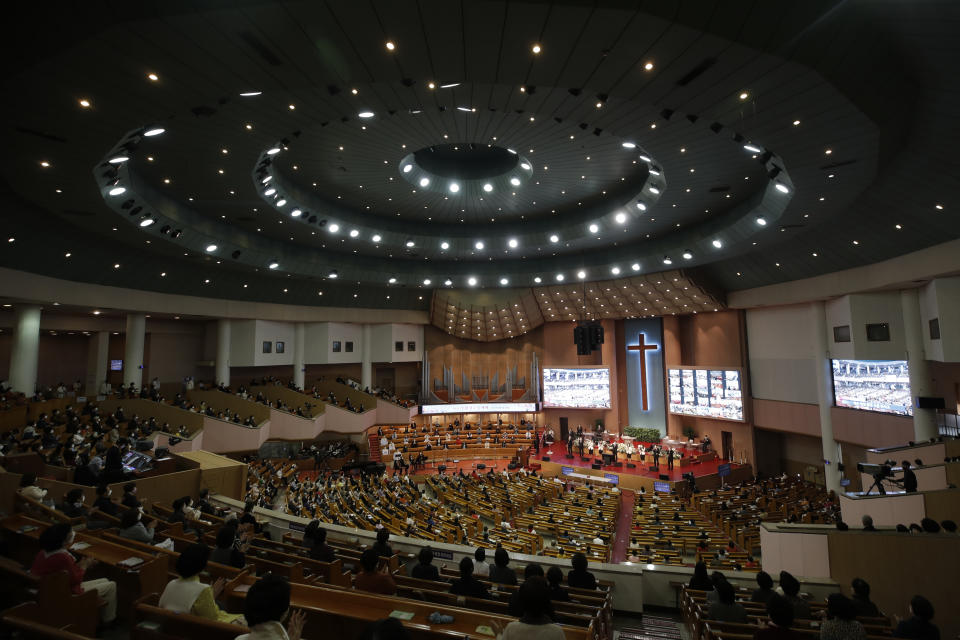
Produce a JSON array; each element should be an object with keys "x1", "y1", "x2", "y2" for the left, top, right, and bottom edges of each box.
[{"x1": 901, "y1": 460, "x2": 918, "y2": 493}]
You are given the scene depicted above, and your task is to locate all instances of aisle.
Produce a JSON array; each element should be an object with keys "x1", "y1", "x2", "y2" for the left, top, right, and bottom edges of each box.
[{"x1": 610, "y1": 488, "x2": 636, "y2": 564}]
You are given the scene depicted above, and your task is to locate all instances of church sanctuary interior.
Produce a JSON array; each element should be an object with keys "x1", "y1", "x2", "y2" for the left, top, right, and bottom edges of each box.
[{"x1": 2, "y1": 1, "x2": 960, "y2": 639}]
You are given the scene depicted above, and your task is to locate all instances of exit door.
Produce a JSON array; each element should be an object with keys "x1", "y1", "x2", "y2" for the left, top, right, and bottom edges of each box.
[
  {"x1": 559, "y1": 417, "x2": 569, "y2": 443},
  {"x1": 721, "y1": 431, "x2": 733, "y2": 462}
]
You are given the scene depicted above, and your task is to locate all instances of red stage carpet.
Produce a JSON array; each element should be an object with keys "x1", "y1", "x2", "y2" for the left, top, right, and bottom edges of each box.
[{"x1": 530, "y1": 450, "x2": 741, "y2": 481}]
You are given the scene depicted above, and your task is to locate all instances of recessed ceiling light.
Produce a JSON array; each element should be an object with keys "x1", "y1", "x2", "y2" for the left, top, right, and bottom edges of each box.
[
  {"x1": 793, "y1": 119, "x2": 801, "y2": 126},
  {"x1": 291, "y1": 209, "x2": 302, "y2": 217},
  {"x1": 712, "y1": 239, "x2": 723, "y2": 248},
  {"x1": 467, "y1": 277, "x2": 477, "y2": 286},
  {"x1": 113, "y1": 263, "x2": 120, "y2": 269},
  {"x1": 682, "y1": 251, "x2": 693, "y2": 260},
  {"x1": 349, "y1": 229, "x2": 360, "y2": 237},
  {"x1": 440, "y1": 241, "x2": 449, "y2": 250},
  {"x1": 275, "y1": 199, "x2": 286, "y2": 207},
  {"x1": 648, "y1": 186, "x2": 660, "y2": 194},
  {"x1": 531, "y1": 44, "x2": 541, "y2": 54},
  {"x1": 577, "y1": 270, "x2": 586, "y2": 279},
  {"x1": 500, "y1": 277, "x2": 510, "y2": 285},
  {"x1": 743, "y1": 144, "x2": 762, "y2": 153},
  {"x1": 622, "y1": 142, "x2": 636, "y2": 149},
  {"x1": 739, "y1": 91, "x2": 749, "y2": 100},
  {"x1": 205, "y1": 244, "x2": 217, "y2": 253},
  {"x1": 508, "y1": 238, "x2": 518, "y2": 248},
  {"x1": 520, "y1": 162, "x2": 531, "y2": 170},
  {"x1": 78, "y1": 98, "x2": 91, "y2": 108},
  {"x1": 631, "y1": 263, "x2": 640, "y2": 271},
  {"x1": 328, "y1": 270, "x2": 338, "y2": 279},
  {"x1": 385, "y1": 41, "x2": 396, "y2": 51},
  {"x1": 440, "y1": 82, "x2": 460, "y2": 89},
  {"x1": 825, "y1": 148, "x2": 832, "y2": 155},
  {"x1": 139, "y1": 218, "x2": 155, "y2": 227},
  {"x1": 663, "y1": 256, "x2": 673, "y2": 265},
  {"x1": 108, "y1": 186, "x2": 126, "y2": 196},
  {"x1": 328, "y1": 223, "x2": 340, "y2": 233},
  {"x1": 549, "y1": 234, "x2": 559, "y2": 243},
  {"x1": 611, "y1": 266, "x2": 621, "y2": 274},
  {"x1": 482, "y1": 183, "x2": 493, "y2": 192},
  {"x1": 371, "y1": 234, "x2": 382, "y2": 243},
  {"x1": 615, "y1": 212, "x2": 627, "y2": 224},
  {"x1": 588, "y1": 223, "x2": 599, "y2": 233},
  {"x1": 475, "y1": 241, "x2": 484, "y2": 250},
  {"x1": 555, "y1": 273, "x2": 564, "y2": 281},
  {"x1": 143, "y1": 127, "x2": 165, "y2": 137},
  {"x1": 403, "y1": 164, "x2": 413, "y2": 173},
  {"x1": 263, "y1": 188, "x2": 276, "y2": 197},
  {"x1": 269, "y1": 261, "x2": 279, "y2": 269},
  {"x1": 935, "y1": 204, "x2": 944, "y2": 210},
  {"x1": 534, "y1": 277, "x2": 542, "y2": 283},
  {"x1": 147, "y1": 73, "x2": 159, "y2": 81},
  {"x1": 775, "y1": 183, "x2": 790, "y2": 193},
  {"x1": 239, "y1": 91, "x2": 262, "y2": 97},
  {"x1": 420, "y1": 177, "x2": 430, "y2": 187},
  {"x1": 358, "y1": 111, "x2": 375, "y2": 119},
  {"x1": 108, "y1": 156, "x2": 129, "y2": 164},
  {"x1": 423, "y1": 279, "x2": 432, "y2": 286},
  {"x1": 755, "y1": 216, "x2": 767, "y2": 226},
  {"x1": 510, "y1": 177, "x2": 521, "y2": 186},
  {"x1": 406, "y1": 240, "x2": 415, "y2": 247},
  {"x1": 644, "y1": 61, "x2": 654, "y2": 71},
  {"x1": 92, "y1": 310, "x2": 101, "y2": 315},
  {"x1": 266, "y1": 147, "x2": 281, "y2": 156},
  {"x1": 448, "y1": 182, "x2": 460, "y2": 193}
]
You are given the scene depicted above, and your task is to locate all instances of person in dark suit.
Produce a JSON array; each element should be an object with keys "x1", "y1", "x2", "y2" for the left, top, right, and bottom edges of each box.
[
  {"x1": 449, "y1": 557, "x2": 489, "y2": 599},
  {"x1": 901, "y1": 461, "x2": 918, "y2": 493},
  {"x1": 652, "y1": 446, "x2": 661, "y2": 469}
]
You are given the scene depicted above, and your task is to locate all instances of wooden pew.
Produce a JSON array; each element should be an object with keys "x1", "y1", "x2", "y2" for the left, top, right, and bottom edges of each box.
[
  {"x1": 0, "y1": 563, "x2": 101, "y2": 638},
  {"x1": 133, "y1": 593, "x2": 248, "y2": 640},
  {"x1": 0, "y1": 602, "x2": 92, "y2": 640}
]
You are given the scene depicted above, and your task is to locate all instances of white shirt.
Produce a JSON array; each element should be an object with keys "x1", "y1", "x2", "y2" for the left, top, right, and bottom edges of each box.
[
  {"x1": 474, "y1": 559, "x2": 491, "y2": 576},
  {"x1": 499, "y1": 621, "x2": 565, "y2": 640},
  {"x1": 159, "y1": 577, "x2": 208, "y2": 613},
  {"x1": 235, "y1": 621, "x2": 290, "y2": 640}
]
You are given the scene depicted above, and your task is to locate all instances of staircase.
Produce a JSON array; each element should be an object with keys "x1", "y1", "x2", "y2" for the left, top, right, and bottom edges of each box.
[
  {"x1": 368, "y1": 434, "x2": 382, "y2": 463},
  {"x1": 618, "y1": 615, "x2": 683, "y2": 640}
]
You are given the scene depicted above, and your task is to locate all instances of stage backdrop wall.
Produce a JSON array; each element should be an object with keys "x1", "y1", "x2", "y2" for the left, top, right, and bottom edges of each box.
[{"x1": 624, "y1": 318, "x2": 666, "y2": 436}]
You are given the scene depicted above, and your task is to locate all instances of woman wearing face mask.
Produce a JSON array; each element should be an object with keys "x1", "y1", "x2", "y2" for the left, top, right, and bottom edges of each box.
[
  {"x1": 31, "y1": 523, "x2": 117, "y2": 623},
  {"x1": 93, "y1": 484, "x2": 120, "y2": 517},
  {"x1": 118, "y1": 507, "x2": 158, "y2": 544}
]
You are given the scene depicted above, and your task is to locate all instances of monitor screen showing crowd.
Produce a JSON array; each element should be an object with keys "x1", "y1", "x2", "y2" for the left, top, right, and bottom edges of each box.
[
  {"x1": 667, "y1": 368, "x2": 744, "y2": 421},
  {"x1": 831, "y1": 359, "x2": 913, "y2": 416},
  {"x1": 542, "y1": 367, "x2": 611, "y2": 409}
]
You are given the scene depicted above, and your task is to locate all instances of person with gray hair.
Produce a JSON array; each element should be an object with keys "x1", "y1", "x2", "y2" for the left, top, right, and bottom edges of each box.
[{"x1": 861, "y1": 515, "x2": 876, "y2": 531}]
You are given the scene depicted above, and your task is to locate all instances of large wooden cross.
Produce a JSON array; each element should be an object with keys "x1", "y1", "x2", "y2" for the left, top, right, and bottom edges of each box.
[{"x1": 627, "y1": 332, "x2": 659, "y2": 411}]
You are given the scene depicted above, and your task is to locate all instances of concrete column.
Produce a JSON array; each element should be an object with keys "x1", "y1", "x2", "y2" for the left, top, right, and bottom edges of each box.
[
  {"x1": 85, "y1": 331, "x2": 110, "y2": 397},
  {"x1": 293, "y1": 322, "x2": 305, "y2": 390},
  {"x1": 812, "y1": 301, "x2": 842, "y2": 493},
  {"x1": 123, "y1": 314, "x2": 146, "y2": 389},
  {"x1": 9, "y1": 305, "x2": 41, "y2": 394},
  {"x1": 361, "y1": 324, "x2": 373, "y2": 391},
  {"x1": 215, "y1": 319, "x2": 231, "y2": 387},
  {"x1": 901, "y1": 289, "x2": 938, "y2": 440}
]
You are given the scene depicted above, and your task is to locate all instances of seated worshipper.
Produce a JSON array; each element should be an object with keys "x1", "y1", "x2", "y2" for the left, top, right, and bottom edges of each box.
[
  {"x1": 18, "y1": 473, "x2": 50, "y2": 504},
  {"x1": 546, "y1": 566, "x2": 570, "y2": 602},
  {"x1": 168, "y1": 496, "x2": 202, "y2": 536},
  {"x1": 372, "y1": 527, "x2": 393, "y2": 557},
  {"x1": 31, "y1": 523, "x2": 117, "y2": 623},
  {"x1": 197, "y1": 488, "x2": 225, "y2": 517},
  {"x1": 567, "y1": 552, "x2": 597, "y2": 590},
  {"x1": 60, "y1": 488, "x2": 109, "y2": 529},
  {"x1": 92, "y1": 484, "x2": 120, "y2": 516},
  {"x1": 708, "y1": 579, "x2": 749, "y2": 623},
  {"x1": 411, "y1": 546, "x2": 440, "y2": 580},
  {"x1": 449, "y1": 556, "x2": 490, "y2": 599},
  {"x1": 820, "y1": 593, "x2": 866, "y2": 640},
  {"x1": 861, "y1": 514, "x2": 877, "y2": 531},
  {"x1": 509, "y1": 564, "x2": 549, "y2": 617},
  {"x1": 778, "y1": 571, "x2": 811, "y2": 620},
  {"x1": 752, "y1": 571, "x2": 776, "y2": 604},
  {"x1": 118, "y1": 507, "x2": 158, "y2": 543},
  {"x1": 473, "y1": 548, "x2": 491, "y2": 577},
  {"x1": 240, "y1": 501, "x2": 267, "y2": 537},
  {"x1": 754, "y1": 594, "x2": 799, "y2": 640},
  {"x1": 893, "y1": 595, "x2": 939, "y2": 640},
  {"x1": 235, "y1": 574, "x2": 306, "y2": 640},
  {"x1": 354, "y1": 548, "x2": 397, "y2": 595},
  {"x1": 490, "y1": 577, "x2": 565, "y2": 640},
  {"x1": 211, "y1": 525, "x2": 247, "y2": 568},
  {"x1": 303, "y1": 521, "x2": 336, "y2": 563},
  {"x1": 489, "y1": 548, "x2": 519, "y2": 585},
  {"x1": 122, "y1": 482, "x2": 142, "y2": 510},
  {"x1": 850, "y1": 578, "x2": 881, "y2": 617},
  {"x1": 689, "y1": 561, "x2": 714, "y2": 591},
  {"x1": 159, "y1": 543, "x2": 244, "y2": 623}
]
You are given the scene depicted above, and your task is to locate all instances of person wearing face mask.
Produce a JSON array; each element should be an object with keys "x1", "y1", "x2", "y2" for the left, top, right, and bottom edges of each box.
[
  {"x1": 122, "y1": 482, "x2": 142, "y2": 510},
  {"x1": 93, "y1": 484, "x2": 120, "y2": 517},
  {"x1": 119, "y1": 507, "x2": 158, "y2": 544},
  {"x1": 31, "y1": 523, "x2": 117, "y2": 623}
]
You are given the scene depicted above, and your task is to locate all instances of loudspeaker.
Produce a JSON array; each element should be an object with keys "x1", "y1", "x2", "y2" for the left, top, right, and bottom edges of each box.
[
  {"x1": 591, "y1": 463, "x2": 602, "y2": 470},
  {"x1": 916, "y1": 396, "x2": 946, "y2": 409},
  {"x1": 542, "y1": 456, "x2": 550, "y2": 462},
  {"x1": 476, "y1": 463, "x2": 486, "y2": 469},
  {"x1": 659, "y1": 474, "x2": 670, "y2": 481},
  {"x1": 565, "y1": 455, "x2": 574, "y2": 459},
  {"x1": 581, "y1": 457, "x2": 591, "y2": 462},
  {"x1": 649, "y1": 466, "x2": 659, "y2": 472},
  {"x1": 626, "y1": 463, "x2": 636, "y2": 469},
  {"x1": 610, "y1": 462, "x2": 622, "y2": 468}
]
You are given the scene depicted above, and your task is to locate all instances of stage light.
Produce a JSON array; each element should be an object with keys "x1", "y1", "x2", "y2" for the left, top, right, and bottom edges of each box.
[
  {"x1": 467, "y1": 277, "x2": 478, "y2": 286},
  {"x1": 440, "y1": 241, "x2": 449, "y2": 250}
]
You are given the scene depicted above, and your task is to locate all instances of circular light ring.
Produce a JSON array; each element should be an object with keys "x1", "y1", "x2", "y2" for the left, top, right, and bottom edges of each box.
[{"x1": 396, "y1": 146, "x2": 536, "y2": 196}]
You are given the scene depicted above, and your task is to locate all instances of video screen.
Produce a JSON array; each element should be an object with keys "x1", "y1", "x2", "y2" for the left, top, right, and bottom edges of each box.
[
  {"x1": 668, "y1": 368, "x2": 744, "y2": 421},
  {"x1": 110, "y1": 359, "x2": 123, "y2": 371},
  {"x1": 542, "y1": 367, "x2": 611, "y2": 409},
  {"x1": 832, "y1": 359, "x2": 912, "y2": 416}
]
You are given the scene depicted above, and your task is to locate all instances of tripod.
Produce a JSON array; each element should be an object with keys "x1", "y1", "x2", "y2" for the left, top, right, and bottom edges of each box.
[{"x1": 864, "y1": 473, "x2": 888, "y2": 496}]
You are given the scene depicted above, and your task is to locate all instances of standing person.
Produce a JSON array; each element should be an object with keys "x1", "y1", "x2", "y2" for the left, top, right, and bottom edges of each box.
[
  {"x1": 235, "y1": 574, "x2": 306, "y2": 640},
  {"x1": 489, "y1": 577, "x2": 565, "y2": 640},
  {"x1": 667, "y1": 448, "x2": 675, "y2": 470},
  {"x1": 31, "y1": 523, "x2": 117, "y2": 624},
  {"x1": 901, "y1": 461, "x2": 918, "y2": 493},
  {"x1": 652, "y1": 445, "x2": 661, "y2": 469}
]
